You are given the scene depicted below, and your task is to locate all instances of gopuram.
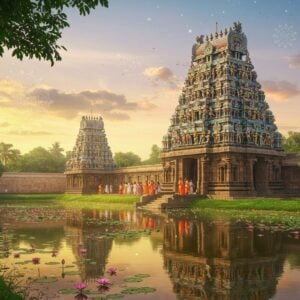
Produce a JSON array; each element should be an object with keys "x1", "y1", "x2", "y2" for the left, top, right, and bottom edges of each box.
[{"x1": 65, "y1": 22, "x2": 300, "y2": 197}]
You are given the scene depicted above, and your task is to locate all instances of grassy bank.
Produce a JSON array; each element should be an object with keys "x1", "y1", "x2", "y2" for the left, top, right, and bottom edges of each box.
[
  {"x1": 189, "y1": 198, "x2": 300, "y2": 212},
  {"x1": 0, "y1": 276, "x2": 24, "y2": 300},
  {"x1": 0, "y1": 194, "x2": 140, "y2": 209}
]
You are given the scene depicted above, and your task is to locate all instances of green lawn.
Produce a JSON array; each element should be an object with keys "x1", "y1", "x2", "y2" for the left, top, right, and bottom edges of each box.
[
  {"x1": 0, "y1": 194, "x2": 140, "y2": 209},
  {"x1": 189, "y1": 198, "x2": 300, "y2": 212}
]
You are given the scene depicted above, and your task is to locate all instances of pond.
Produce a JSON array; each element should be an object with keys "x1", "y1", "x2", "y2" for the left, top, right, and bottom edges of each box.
[{"x1": 0, "y1": 206, "x2": 299, "y2": 299}]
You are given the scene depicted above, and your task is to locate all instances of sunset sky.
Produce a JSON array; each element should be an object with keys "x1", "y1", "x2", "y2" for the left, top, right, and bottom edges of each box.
[{"x1": 0, "y1": 0, "x2": 299, "y2": 159}]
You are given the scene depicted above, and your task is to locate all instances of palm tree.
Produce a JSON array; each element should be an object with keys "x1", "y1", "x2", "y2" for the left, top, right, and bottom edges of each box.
[
  {"x1": 49, "y1": 142, "x2": 64, "y2": 158},
  {"x1": 0, "y1": 143, "x2": 21, "y2": 166}
]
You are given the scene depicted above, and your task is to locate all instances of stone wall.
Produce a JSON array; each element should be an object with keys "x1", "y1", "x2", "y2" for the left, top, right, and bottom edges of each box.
[
  {"x1": 0, "y1": 172, "x2": 66, "y2": 194},
  {"x1": 282, "y1": 154, "x2": 300, "y2": 195}
]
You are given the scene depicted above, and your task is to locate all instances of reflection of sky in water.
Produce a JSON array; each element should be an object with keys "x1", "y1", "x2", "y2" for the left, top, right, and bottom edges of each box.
[{"x1": 0, "y1": 208, "x2": 299, "y2": 299}]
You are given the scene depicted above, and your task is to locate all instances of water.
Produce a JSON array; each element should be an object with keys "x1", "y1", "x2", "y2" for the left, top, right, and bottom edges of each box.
[{"x1": 0, "y1": 207, "x2": 299, "y2": 299}]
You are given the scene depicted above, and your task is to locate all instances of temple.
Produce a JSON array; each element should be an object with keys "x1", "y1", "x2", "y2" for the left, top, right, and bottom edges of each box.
[{"x1": 65, "y1": 22, "x2": 300, "y2": 198}]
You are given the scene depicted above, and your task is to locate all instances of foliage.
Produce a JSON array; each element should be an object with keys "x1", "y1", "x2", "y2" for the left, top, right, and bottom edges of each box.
[
  {"x1": 189, "y1": 198, "x2": 300, "y2": 212},
  {"x1": 283, "y1": 131, "x2": 300, "y2": 154},
  {"x1": 114, "y1": 152, "x2": 142, "y2": 168},
  {"x1": 0, "y1": 143, "x2": 21, "y2": 166},
  {"x1": 0, "y1": 162, "x2": 4, "y2": 176},
  {"x1": 142, "y1": 144, "x2": 161, "y2": 165},
  {"x1": 0, "y1": 272, "x2": 26, "y2": 300},
  {"x1": 3, "y1": 142, "x2": 68, "y2": 172},
  {"x1": 0, "y1": 0, "x2": 109, "y2": 65}
]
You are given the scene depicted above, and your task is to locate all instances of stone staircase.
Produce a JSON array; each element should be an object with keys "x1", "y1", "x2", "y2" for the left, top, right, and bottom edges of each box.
[
  {"x1": 141, "y1": 193, "x2": 174, "y2": 210},
  {"x1": 160, "y1": 182, "x2": 174, "y2": 193}
]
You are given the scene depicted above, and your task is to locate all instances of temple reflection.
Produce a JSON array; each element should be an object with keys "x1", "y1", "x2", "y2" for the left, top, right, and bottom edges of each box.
[{"x1": 163, "y1": 218, "x2": 285, "y2": 300}]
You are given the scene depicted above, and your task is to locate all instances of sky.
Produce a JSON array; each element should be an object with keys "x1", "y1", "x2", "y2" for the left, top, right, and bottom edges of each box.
[{"x1": 0, "y1": 0, "x2": 299, "y2": 159}]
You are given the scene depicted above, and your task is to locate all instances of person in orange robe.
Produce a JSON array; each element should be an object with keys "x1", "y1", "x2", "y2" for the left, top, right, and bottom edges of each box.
[
  {"x1": 180, "y1": 179, "x2": 185, "y2": 195},
  {"x1": 178, "y1": 179, "x2": 181, "y2": 195},
  {"x1": 148, "y1": 180, "x2": 153, "y2": 195},
  {"x1": 184, "y1": 179, "x2": 189, "y2": 195},
  {"x1": 119, "y1": 184, "x2": 123, "y2": 195},
  {"x1": 143, "y1": 181, "x2": 149, "y2": 195}
]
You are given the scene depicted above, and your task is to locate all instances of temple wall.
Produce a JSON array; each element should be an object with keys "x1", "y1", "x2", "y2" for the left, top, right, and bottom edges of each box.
[
  {"x1": 282, "y1": 154, "x2": 300, "y2": 194},
  {"x1": 0, "y1": 172, "x2": 66, "y2": 194}
]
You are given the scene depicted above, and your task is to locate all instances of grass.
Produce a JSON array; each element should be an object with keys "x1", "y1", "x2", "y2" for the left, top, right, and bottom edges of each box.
[
  {"x1": 0, "y1": 275, "x2": 25, "y2": 300},
  {"x1": 189, "y1": 198, "x2": 300, "y2": 212},
  {"x1": 0, "y1": 194, "x2": 140, "y2": 209}
]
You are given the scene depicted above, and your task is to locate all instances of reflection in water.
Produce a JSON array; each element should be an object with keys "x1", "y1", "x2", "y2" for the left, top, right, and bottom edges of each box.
[
  {"x1": 0, "y1": 206, "x2": 299, "y2": 299},
  {"x1": 163, "y1": 218, "x2": 285, "y2": 300}
]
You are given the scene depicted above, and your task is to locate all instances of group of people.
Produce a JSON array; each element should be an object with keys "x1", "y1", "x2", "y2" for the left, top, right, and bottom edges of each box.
[
  {"x1": 178, "y1": 178, "x2": 194, "y2": 195},
  {"x1": 118, "y1": 181, "x2": 161, "y2": 196},
  {"x1": 98, "y1": 184, "x2": 113, "y2": 194}
]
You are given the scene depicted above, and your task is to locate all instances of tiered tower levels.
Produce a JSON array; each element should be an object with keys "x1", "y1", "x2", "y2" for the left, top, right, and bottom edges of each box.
[
  {"x1": 66, "y1": 116, "x2": 115, "y2": 172},
  {"x1": 162, "y1": 22, "x2": 282, "y2": 151}
]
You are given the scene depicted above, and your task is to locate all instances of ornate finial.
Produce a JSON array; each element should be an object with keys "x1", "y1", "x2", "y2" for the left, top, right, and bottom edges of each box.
[
  {"x1": 196, "y1": 34, "x2": 204, "y2": 44},
  {"x1": 215, "y1": 31, "x2": 218, "y2": 38},
  {"x1": 220, "y1": 30, "x2": 223, "y2": 37},
  {"x1": 229, "y1": 27, "x2": 232, "y2": 32},
  {"x1": 210, "y1": 33, "x2": 213, "y2": 40},
  {"x1": 224, "y1": 28, "x2": 228, "y2": 35},
  {"x1": 205, "y1": 35, "x2": 209, "y2": 41},
  {"x1": 233, "y1": 21, "x2": 242, "y2": 32}
]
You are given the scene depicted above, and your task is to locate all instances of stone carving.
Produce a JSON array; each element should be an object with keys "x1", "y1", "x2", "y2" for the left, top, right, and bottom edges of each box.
[
  {"x1": 162, "y1": 22, "x2": 282, "y2": 151},
  {"x1": 66, "y1": 115, "x2": 115, "y2": 171}
]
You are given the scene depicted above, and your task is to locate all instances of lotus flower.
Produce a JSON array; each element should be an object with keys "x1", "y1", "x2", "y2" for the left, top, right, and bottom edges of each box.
[
  {"x1": 52, "y1": 250, "x2": 57, "y2": 257},
  {"x1": 32, "y1": 257, "x2": 40, "y2": 265},
  {"x1": 75, "y1": 283, "x2": 87, "y2": 291},
  {"x1": 61, "y1": 259, "x2": 65, "y2": 265},
  {"x1": 14, "y1": 253, "x2": 20, "y2": 258},
  {"x1": 96, "y1": 278, "x2": 110, "y2": 286},
  {"x1": 107, "y1": 267, "x2": 117, "y2": 276}
]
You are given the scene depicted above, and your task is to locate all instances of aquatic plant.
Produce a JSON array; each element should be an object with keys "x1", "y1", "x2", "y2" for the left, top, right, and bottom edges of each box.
[
  {"x1": 75, "y1": 282, "x2": 87, "y2": 292},
  {"x1": 107, "y1": 267, "x2": 117, "y2": 276}
]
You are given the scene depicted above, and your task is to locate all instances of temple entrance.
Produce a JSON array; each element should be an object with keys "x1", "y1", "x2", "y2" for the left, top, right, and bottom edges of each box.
[
  {"x1": 183, "y1": 158, "x2": 198, "y2": 187},
  {"x1": 253, "y1": 158, "x2": 268, "y2": 194}
]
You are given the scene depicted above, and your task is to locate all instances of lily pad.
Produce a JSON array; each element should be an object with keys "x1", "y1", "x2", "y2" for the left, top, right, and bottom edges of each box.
[
  {"x1": 134, "y1": 274, "x2": 150, "y2": 278},
  {"x1": 124, "y1": 277, "x2": 143, "y2": 283},
  {"x1": 121, "y1": 287, "x2": 156, "y2": 295},
  {"x1": 58, "y1": 288, "x2": 77, "y2": 294},
  {"x1": 106, "y1": 294, "x2": 124, "y2": 299},
  {"x1": 64, "y1": 271, "x2": 82, "y2": 276},
  {"x1": 45, "y1": 262, "x2": 60, "y2": 265},
  {"x1": 33, "y1": 276, "x2": 58, "y2": 283}
]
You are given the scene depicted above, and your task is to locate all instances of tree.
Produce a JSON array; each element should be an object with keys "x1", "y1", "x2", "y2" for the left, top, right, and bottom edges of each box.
[
  {"x1": 0, "y1": 142, "x2": 21, "y2": 166},
  {"x1": 114, "y1": 152, "x2": 142, "y2": 168},
  {"x1": 142, "y1": 144, "x2": 161, "y2": 165},
  {"x1": 49, "y1": 142, "x2": 64, "y2": 158},
  {"x1": 283, "y1": 131, "x2": 300, "y2": 154},
  {"x1": 0, "y1": 0, "x2": 109, "y2": 65},
  {"x1": 0, "y1": 162, "x2": 4, "y2": 176}
]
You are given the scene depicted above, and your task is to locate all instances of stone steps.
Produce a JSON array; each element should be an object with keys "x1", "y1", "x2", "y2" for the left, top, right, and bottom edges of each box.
[{"x1": 142, "y1": 193, "x2": 173, "y2": 210}]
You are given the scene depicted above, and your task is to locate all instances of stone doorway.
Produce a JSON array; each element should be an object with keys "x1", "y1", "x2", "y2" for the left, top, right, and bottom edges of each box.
[
  {"x1": 253, "y1": 158, "x2": 268, "y2": 194},
  {"x1": 183, "y1": 158, "x2": 198, "y2": 187}
]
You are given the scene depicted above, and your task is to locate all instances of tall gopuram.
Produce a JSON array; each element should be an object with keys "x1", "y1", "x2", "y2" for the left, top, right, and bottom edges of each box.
[
  {"x1": 65, "y1": 115, "x2": 115, "y2": 194},
  {"x1": 161, "y1": 22, "x2": 285, "y2": 198}
]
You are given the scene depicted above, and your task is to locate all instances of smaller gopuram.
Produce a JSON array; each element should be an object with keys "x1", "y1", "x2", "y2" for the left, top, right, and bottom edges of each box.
[{"x1": 65, "y1": 116, "x2": 115, "y2": 193}]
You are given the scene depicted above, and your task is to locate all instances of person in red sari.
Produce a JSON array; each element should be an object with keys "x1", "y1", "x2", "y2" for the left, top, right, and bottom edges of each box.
[{"x1": 184, "y1": 179, "x2": 189, "y2": 195}]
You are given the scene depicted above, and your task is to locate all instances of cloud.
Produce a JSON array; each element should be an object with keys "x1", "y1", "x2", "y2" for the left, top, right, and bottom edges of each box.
[
  {"x1": 3, "y1": 130, "x2": 53, "y2": 136},
  {"x1": 0, "y1": 79, "x2": 157, "y2": 121},
  {"x1": 287, "y1": 54, "x2": 300, "y2": 69},
  {"x1": 143, "y1": 66, "x2": 179, "y2": 89},
  {"x1": 261, "y1": 80, "x2": 300, "y2": 102}
]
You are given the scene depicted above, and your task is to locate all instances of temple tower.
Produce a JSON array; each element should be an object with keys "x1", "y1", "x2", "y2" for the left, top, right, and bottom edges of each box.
[
  {"x1": 161, "y1": 22, "x2": 285, "y2": 198},
  {"x1": 65, "y1": 115, "x2": 115, "y2": 193}
]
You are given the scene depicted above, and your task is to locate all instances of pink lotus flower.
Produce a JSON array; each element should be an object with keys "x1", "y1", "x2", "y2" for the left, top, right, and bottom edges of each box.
[
  {"x1": 107, "y1": 267, "x2": 117, "y2": 276},
  {"x1": 14, "y1": 253, "x2": 20, "y2": 258},
  {"x1": 96, "y1": 278, "x2": 110, "y2": 286},
  {"x1": 75, "y1": 283, "x2": 87, "y2": 291},
  {"x1": 32, "y1": 257, "x2": 40, "y2": 265}
]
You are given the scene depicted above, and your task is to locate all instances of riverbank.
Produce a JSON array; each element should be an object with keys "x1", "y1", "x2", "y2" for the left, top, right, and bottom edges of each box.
[
  {"x1": 0, "y1": 194, "x2": 299, "y2": 212},
  {"x1": 0, "y1": 275, "x2": 24, "y2": 300}
]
